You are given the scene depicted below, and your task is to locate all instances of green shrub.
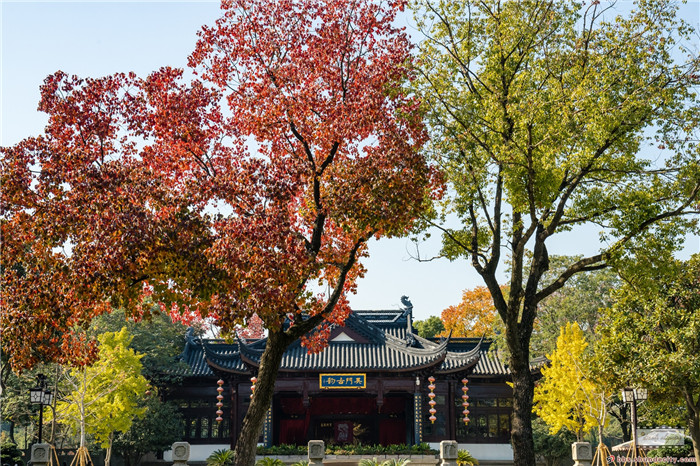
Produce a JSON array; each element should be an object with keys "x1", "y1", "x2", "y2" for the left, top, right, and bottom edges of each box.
[
  {"x1": 457, "y1": 449, "x2": 478, "y2": 466},
  {"x1": 411, "y1": 443, "x2": 434, "y2": 454},
  {"x1": 291, "y1": 461, "x2": 309, "y2": 466},
  {"x1": 255, "y1": 458, "x2": 285, "y2": 466},
  {"x1": 647, "y1": 441, "x2": 694, "y2": 466},
  {"x1": 325, "y1": 443, "x2": 436, "y2": 456},
  {"x1": 206, "y1": 449, "x2": 235, "y2": 466},
  {"x1": 257, "y1": 444, "x2": 308, "y2": 456},
  {"x1": 255, "y1": 443, "x2": 436, "y2": 458},
  {"x1": 358, "y1": 459, "x2": 410, "y2": 466},
  {"x1": 0, "y1": 441, "x2": 24, "y2": 466},
  {"x1": 359, "y1": 458, "x2": 382, "y2": 466},
  {"x1": 382, "y1": 459, "x2": 411, "y2": 466}
]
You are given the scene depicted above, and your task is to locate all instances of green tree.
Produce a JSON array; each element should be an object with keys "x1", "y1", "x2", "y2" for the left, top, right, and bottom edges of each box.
[
  {"x1": 113, "y1": 396, "x2": 184, "y2": 466},
  {"x1": 0, "y1": 364, "x2": 63, "y2": 447},
  {"x1": 412, "y1": 1, "x2": 700, "y2": 464},
  {"x1": 54, "y1": 328, "x2": 148, "y2": 466},
  {"x1": 532, "y1": 418, "x2": 576, "y2": 466},
  {"x1": 413, "y1": 316, "x2": 445, "y2": 338},
  {"x1": 595, "y1": 255, "x2": 700, "y2": 463},
  {"x1": 533, "y1": 257, "x2": 620, "y2": 356},
  {"x1": 90, "y1": 309, "x2": 192, "y2": 387},
  {"x1": 0, "y1": 367, "x2": 39, "y2": 445},
  {"x1": 0, "y1": 439, "x2": 24, "y2": 466}
]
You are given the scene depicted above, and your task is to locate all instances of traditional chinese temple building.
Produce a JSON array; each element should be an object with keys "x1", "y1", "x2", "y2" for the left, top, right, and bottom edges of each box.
[{"x1": 166, "y1": 300, "x2": 540, "y2": 463}]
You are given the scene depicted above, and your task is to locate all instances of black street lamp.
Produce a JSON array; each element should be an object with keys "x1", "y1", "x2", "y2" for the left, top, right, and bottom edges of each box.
[
  {"x1": 621, "y1": 387, "x2": 648, "y2": 465},
  {"x1": 29, "y1": 374, "x2": 54, "y2": 444}
]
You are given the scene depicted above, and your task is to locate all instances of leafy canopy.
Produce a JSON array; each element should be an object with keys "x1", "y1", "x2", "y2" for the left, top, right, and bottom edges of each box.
[
  {"x1": 412, "y1": 0, "x2": 699, "y2": 463},
  {"x1": 532, "y1": 256, "x2": 620, "y2": 355},
  {"x1": 439, "y1": 286, "x2": 502, "y2": 338},
  {"x1": 532, "y1": 417, "x2": 576, "y2": 466},
  {"x1": 90, "y1": 308, "x2": 192, "y2": 387},
  {"x1": 0, "y1": 0, "x2": 437, "y2": 372},
  {"x1": 533, "y1": 323, "x2": 604, "y2": 441},
  {"x1": 413, "y1": 316, "x2": 445, "y2": 339},
  {"x1": 113, "y1": 396, "x2": 184, "y2": 466},
  {"x1": 595, "y1": 255, "x2": 700, "y2": 462},
  {"x1": 53, "y1": 328, "x2": 148, "y2": 448}
]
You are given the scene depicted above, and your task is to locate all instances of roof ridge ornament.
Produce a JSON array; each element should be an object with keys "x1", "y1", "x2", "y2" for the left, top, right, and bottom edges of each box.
[
  {"x1": 185, "y1": 327, "x2": 199, "y2": 346},
  {"x1": 400, "y1": 295, "x2": 416, "y2": 346}
]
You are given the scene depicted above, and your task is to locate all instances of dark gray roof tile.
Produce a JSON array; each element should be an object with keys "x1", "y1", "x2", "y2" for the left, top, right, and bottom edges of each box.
[{"x1": 175, "y1": 310, "x2": 528, "y2": 378}]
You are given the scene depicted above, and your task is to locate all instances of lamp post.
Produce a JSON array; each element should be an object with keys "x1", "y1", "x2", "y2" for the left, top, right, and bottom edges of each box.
[
  {"x1": 621, "y1": 387, "x2": 648, "y2": 465},
  {"x1": 30, "y1": 374, "x2": 55, "y2": 444}
]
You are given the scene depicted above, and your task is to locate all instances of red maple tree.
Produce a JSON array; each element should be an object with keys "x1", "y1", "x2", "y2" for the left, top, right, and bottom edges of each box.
[
  {"x1": 1, "y1": 71, "x2": 218, "y2": 371},
  {"x1": 184, "y1": 1, "x2": 435, "y2": 460},
  {"x1": 2, "y1": 0, "x2": 436, "y2": 462},
  {"x1": 236, "y1": 314, "x2": 265, "y2": 340}
]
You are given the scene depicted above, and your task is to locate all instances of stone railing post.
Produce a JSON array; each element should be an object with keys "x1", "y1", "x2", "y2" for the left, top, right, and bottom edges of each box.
[
  {"x1": 572, "y1": 442, "x2": 593, "y2": 466},
  {"x1": 31, "y1": 444, "x2": 51, "y2": 466},
  {"x1": 172, "y1": 442, "x2": 191, "y2": 466},
  {"x1": 439, "y1": 440, "x2": 458, "y2": 466},
  {"x1": 308, "y1": 440, "x2": 325, "y2": 466}
]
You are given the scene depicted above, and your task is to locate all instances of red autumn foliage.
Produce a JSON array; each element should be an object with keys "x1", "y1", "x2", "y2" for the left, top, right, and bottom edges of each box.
[
  {"x1": 440, "y1": 286, "x2": 506, "y2": 338},
  {"x1": 2, "y1": 2, "x2": 437, "y2": 463},
  {"x1": 236, "y1": 314, "x2": 265, "y2": 340},
  {"x1": 1, "y1": 72, "x2": 217, "y2": 370},
  {"x1": 1, "y1": 0, "x2": 437, "y2": 381}
]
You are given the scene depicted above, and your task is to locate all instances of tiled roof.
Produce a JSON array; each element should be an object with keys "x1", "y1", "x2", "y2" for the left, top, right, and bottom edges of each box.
[
  {"x1": 231, "y1": 311, "x2": 455, "y2": 372},
  {"x1": 438, "y1": 349, "x2": 482, "y2": 373},
  {"x1": 175, "y1": 309, "x2": 529, "y2": 378},
  {"x1": 474, "y1": 350, "x2": 509, "y2": 375},
  {"x1": 203, "y1": 340, "x2": 248, "y2": 374}
]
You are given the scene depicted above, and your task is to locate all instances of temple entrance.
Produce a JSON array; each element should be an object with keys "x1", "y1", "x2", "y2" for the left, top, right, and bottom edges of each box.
[{"x1": 275, "y1": 393, "x2": 410, "y2": 446}]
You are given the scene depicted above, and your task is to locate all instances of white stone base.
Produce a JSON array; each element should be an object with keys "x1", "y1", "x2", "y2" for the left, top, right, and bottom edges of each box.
[
  {"x1": 428, "y1": 442, "x2": 513, "y2": 462},
  {"x1": 163, "y1": 443, "x2": 230, "y2": 462}
]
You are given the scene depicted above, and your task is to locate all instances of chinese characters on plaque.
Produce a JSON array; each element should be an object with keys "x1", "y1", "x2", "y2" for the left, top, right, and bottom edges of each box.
[{"x1": 319, "y1": 374, "x2": 366, "y2": 389}]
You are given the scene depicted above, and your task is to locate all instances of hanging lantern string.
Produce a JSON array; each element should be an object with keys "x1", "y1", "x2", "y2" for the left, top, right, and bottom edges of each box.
[
  {"x1": 216, "y1": 379, "x2": 224, "y2": 423},
  {"x1": 250, "y1": 376, "x2": 257, "y2": 399},
  {"x1": 428, "y1": 376, "x2": 437, "y2": 424},
  {"x1": 461, "y1": 378, "x2": 470, "y2": 425}
]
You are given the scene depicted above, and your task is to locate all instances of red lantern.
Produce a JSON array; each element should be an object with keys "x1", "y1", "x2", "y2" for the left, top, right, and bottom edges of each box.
[
  {"x1": 428, "y1": 376, "x2": 437, "y2": 423},
  {"x1": 216, "y1": 379, "x2": 225, "y2": 423},
  {"x1": 250, "y1": 376, "x2": 257, "y2": 399},
  {"x1": 461, "y1": 378, "x2": 470, "y2": 425}
]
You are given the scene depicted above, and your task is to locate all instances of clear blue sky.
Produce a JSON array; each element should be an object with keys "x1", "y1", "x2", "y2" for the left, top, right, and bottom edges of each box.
[{"x1": 2, "y1": 1, "x2": 698, "y2": 321}]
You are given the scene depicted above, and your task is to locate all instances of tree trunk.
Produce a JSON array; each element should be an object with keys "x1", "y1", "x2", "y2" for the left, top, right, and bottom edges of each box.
[
  {"x1": 8, "y1": 420, "x2": 16, "y2": 444},
  {"x1": 611, "y1": 404, "x2": 631, "y2": 442},
  {"x1": 228, "y1": 238, "x2": 362, "y2": 465},
  {"x1": 80, "y1": 368, "x2": 87, "y2": 448},
  {"x1": 80, "y1": 404, "x2": 87, "y2": 448},
  {"x1": 233, "y1": 330, "x2": 290, "y2": 466},
  {"x1": 686, "y1": 395, "x2": 700, "y2": 465},
  {"x1": 51, "y1": 363, "x2": 60, "y2": 444},
  {"x1": 510, "y1": 361, "x2": 536, "y2": 466},
  {"x1": 105, "y1": 432, "x2": 113, "y2": 466}
]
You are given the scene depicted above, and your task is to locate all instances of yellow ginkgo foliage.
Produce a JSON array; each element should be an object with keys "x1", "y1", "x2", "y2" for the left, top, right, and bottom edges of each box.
[
  {"x1": 533, "y1": 322, "x2": 604, "y2": 441},
  {"x1": 53, "y1": 328, "x2": 148, "y2": 466}
]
